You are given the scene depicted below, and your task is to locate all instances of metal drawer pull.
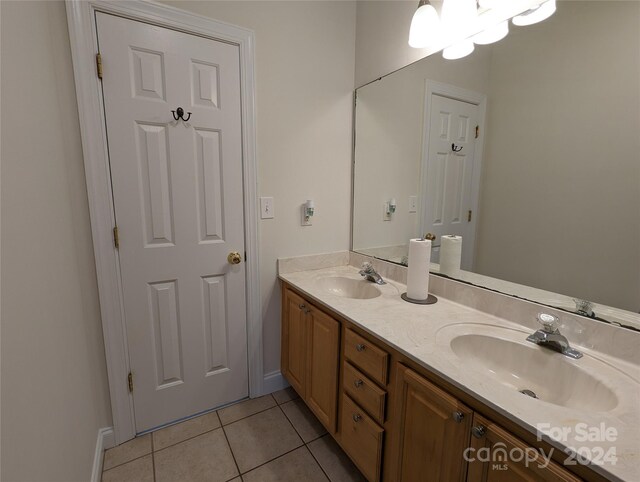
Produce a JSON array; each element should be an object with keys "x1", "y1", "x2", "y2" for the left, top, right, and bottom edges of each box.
[
  {"x1": 472, "y1": 425, "x2": 486, "y2": 439},
  {"x1": 356, "y1": 343, "x2": 366, "y2": 352},
  {"x1": 298, "y1": 304, "x2": 306, "y2": 309},
  {"x1": 352, "y1": 413, "x2": 362, "y2": 422},
  {"x1": 452, "y1": 411, "x2": 465, "y2": 423},
  {"x1": 354, "y1": 379, "x2": 364, "y2": 388}
]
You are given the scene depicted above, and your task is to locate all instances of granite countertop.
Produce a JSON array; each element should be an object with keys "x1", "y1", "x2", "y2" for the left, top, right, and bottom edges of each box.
[{"x1": 279, "y1": 265, "x2": 640, "y2": 482}]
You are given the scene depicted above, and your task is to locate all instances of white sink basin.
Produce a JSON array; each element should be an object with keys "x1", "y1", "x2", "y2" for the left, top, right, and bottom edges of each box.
[
  {"x1": 314, "y1": 276, "x2": 382, "y2": 300},
  {"x1": 437, "y1": 324, "x2": 621, "y2": 412}
]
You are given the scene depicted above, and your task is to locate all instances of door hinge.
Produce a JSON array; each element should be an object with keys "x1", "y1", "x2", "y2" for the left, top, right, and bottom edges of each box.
[
  {"x1": 128, "y1": 372, "x2": 133, "y2": 393},
  {"x1": 475, "y1": 125, "x2": 479, "y2": 139},
  {"x1": 96, "y1": 53, "x2": 103, "y2": 79},
  {"x1": 468, "y1": 210, "x2": 473, "y2": 222},
  {"x1": 113, "y1": 226, "x2": 120, "y2": 249}
]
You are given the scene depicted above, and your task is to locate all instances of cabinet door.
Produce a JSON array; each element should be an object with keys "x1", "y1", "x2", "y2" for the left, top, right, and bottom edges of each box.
[
  {"x1": 281, "y1": 288, "x2": 308, "y2": 397},
  {"x1": 467, "y1": 414, "x2": 582, "y2": 482},
  {"x1": 305, "y1": 306, "x2": 340, "y2": 432},
  {"x1": 393, "y1": 364, "x2": 473, "y2": 482}
]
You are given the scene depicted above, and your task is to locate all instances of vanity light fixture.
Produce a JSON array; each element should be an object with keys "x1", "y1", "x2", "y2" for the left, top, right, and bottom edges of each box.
[
  {"x1": 443, "y1": 39, "x2": 475, "y2": 60},
  {"x1": 441, "y1": 0, "x2": 477, "y2": 59},
  {"x1": 408, "y1": 0, "x2": 440, "y2": 48},
  {"x1": 410, "y1": 0, "x2": 556, "y2": 59},
  {"x1": 512, "y1": 0, "x2": 556, "y2": 26},
  {"x1": 471, "y1": 19, "x2": 509, "y2": 45}
]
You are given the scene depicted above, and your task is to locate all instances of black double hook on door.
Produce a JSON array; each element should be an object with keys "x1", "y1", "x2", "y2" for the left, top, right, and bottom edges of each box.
[
  {"x1": 451, "y1": 143, "x2": 463, "y2": 152},
  {"x1": 171, "y1": 107, "x2": 192, "y2": 122}
]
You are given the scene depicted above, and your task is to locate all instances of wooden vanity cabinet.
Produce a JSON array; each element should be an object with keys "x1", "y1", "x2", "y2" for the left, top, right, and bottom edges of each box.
[
  {"x1": 281, "y1": 287, "x2": 339, "y2": 432},
  {"x1": 467, "y1": 414, "x2": 582, "y2": 482},
  {"x1": 281, "y1": 283, "x2": 595, "y2": 482},
  {"x1": 392, "y1": 364, "x2": 473, "y2": 482},
  {"x1": 281, "y1": 288, "x2": 308, "y2": 397}
]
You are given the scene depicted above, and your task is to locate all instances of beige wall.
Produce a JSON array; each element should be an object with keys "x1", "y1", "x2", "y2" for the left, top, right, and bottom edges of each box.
[
  {"x1": 2, "y1": 2, "x2": 355, "y2": 479},
  {"x1": 1, "y1": 2, "x2": 113, "y2": 481},
  {"x1": 475, "y1": 1, "x2": 640, "y2": 311},
  {"x1": 161, "y1": 0, "x2": 356, "y2": 378}
]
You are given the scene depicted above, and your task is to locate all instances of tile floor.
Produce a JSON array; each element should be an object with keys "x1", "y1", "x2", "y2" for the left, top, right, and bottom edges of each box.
[{"x1": 102, "y1": 387, "x2": 365, "y2": 482}]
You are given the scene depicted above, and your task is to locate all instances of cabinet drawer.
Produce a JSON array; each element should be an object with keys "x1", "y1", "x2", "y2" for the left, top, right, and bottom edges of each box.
[
  {"x1": 344, "y1": 329, "x2": 389, "y2": 386},
  {"x1": 341, "y1": 394, "x2": 384, "y2": 482},
  {"x1": 343, "y1": 362, "x2": 386, "y2": 424}
]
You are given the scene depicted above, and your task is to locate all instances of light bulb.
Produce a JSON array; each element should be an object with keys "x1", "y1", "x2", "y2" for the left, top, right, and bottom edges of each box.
[
  {"x1": 512, "y1": 0, "x2": 556, "y2": 26},
  {"x1": 441, "y1": 0, "x2": 477, "y2": 31},
  {"x1": 472, "y1": 20, "x2": 509, "y2": 45},
  {"x1": 408, "y1": 0, "x2": 440, "y2": 48},
  {"x1": 443, "y1": 39, "x2": 475, "y2": 60}
]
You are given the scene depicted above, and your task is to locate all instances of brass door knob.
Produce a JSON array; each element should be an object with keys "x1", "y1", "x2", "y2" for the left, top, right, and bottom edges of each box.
[
  {"x1": 227, "y1": 252, "x2": 242, "y2": 265},
  {"x1": 425, "y1": 233, "x2": 436, "y2": 241}
]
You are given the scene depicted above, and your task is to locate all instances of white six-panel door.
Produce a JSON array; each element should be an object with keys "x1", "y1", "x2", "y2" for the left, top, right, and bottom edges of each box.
[
  {"x1": 96, "y1": 12, "x2": 248, "y2": 432},
  {"x1": 423, "y1": 94, "x2": 478, "y2": 269}
]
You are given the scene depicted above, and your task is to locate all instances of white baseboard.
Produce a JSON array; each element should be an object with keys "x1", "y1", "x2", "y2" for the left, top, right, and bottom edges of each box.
[
  {"x1": 91, "y1": 427, "x2": 115, "y2": 482},
  {"x1": 262, "y1": 370, "x2": 288, "y2": 394}
]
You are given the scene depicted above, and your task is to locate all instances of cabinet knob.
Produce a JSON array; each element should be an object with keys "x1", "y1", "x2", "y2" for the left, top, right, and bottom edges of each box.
[
  {"x1": 452, "y1": 411, "x2": 465, "y2": 423},
  {"x1": 356, "y1": 343, "x2": 366, "y2": 352},
  {"x1": 472, "y1": 425, "x2": 486, "y2": 439},
  {"x1": 298, "y1": 304, "x2": 306, "y2": 309},
  {"x1": 352, "y1": 413, "x2": 362, "y2": 422},
  {"x1": 354, "y1": 379, "x2": 363, "y2": 388}
]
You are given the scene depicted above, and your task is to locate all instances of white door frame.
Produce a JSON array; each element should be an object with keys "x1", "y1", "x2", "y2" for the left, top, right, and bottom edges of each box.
[
  {"x1": 66, "y1": 0, "x2": 261, "y2": 444},
  {"x1": 420, "y1": 80, "x2": 487, "y2": 270}
]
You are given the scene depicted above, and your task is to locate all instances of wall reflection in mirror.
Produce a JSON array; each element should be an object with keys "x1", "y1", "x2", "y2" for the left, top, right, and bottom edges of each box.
[{"x1": 352, "y1": 1, "x2": 640, "y2": 329}]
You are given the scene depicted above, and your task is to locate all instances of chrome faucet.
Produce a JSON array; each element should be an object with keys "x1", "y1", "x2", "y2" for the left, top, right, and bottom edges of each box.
[
  {"x1": 526, "y1": 313, "x2": 583, "y2": 359},
  {"x1": 359, "y1": 262, "x2": 386, "y2": 285}
]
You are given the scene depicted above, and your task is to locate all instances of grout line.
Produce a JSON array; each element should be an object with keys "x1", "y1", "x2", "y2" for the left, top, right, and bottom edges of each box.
[
  {"x1": 239, "y1": 444, "x2": 305, "y2": 476},
  {"x1": 102, "y1": 450, "x2": 153, "y2": 473},
  {"x1": 150, "y1": 432, "x2": 156, "y2": 482},
  {"x1": 220, "y1": 401, "x2": 279, "y2": 428},
  {"x1": 152, "y1": 399, "x2": 276, "y2": 454},
  {"x1": 153, "y1": 426, "x2": 222, "y2": 455},
  {"x1": 221, "y1": 424, "x2": 242, "y2": 479},
  {"x1": 304, "y1": 444, "x2": 332, "y2": 482},
  {"x1": 278, "y1": 401, "x2": 327, "y2": 446}
]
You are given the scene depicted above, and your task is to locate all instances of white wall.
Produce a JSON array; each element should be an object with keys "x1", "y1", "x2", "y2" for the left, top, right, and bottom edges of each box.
[
  {"x1": 161, "y1": 0, "x2": 356, "y2": 380},
  {"x1": 1, "y1": 2, "x2": 113, "y2": 481}
]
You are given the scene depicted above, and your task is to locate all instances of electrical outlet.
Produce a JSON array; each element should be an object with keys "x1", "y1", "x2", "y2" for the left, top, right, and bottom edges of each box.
[
  {"x1": 260, "y1": 197, "x2": 274, "y2": 219},
  {"x1": 409, "y1": 195, "x2": 417, "y2": 213}
]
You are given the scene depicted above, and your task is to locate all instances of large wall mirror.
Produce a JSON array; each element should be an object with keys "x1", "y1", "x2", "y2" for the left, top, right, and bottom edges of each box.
[{"x1": 352, "y1": 1, "x2": 640, "y2": 329}]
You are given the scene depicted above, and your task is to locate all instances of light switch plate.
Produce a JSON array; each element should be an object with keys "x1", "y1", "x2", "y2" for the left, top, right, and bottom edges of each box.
[
  {"x1": 409, "y1": 195, "x2": 417, "y2": 213},
  {"x1": 260, "y1": 197, "x2": 274, "y2": 219},
  {"x1": 382, "y1": 202, "x2": 391, "y2": 221}
]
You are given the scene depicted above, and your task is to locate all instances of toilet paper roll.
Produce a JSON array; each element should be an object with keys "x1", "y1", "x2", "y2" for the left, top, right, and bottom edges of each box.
[
  {"x1": 406, "y1": 238, "x2": 431, "y2": 300},
  {"x1": 440, "y1": 235, "x2": 462, "y2": 276}
]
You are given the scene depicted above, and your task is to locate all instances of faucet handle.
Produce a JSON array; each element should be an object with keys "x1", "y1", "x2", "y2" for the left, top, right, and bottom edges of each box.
[
  {"x1": 361, "y1": 261, "x2": 373, "y2": 272},
  {"x1": 537, "y1": 313, "x2": 560, "y2": 333}
]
